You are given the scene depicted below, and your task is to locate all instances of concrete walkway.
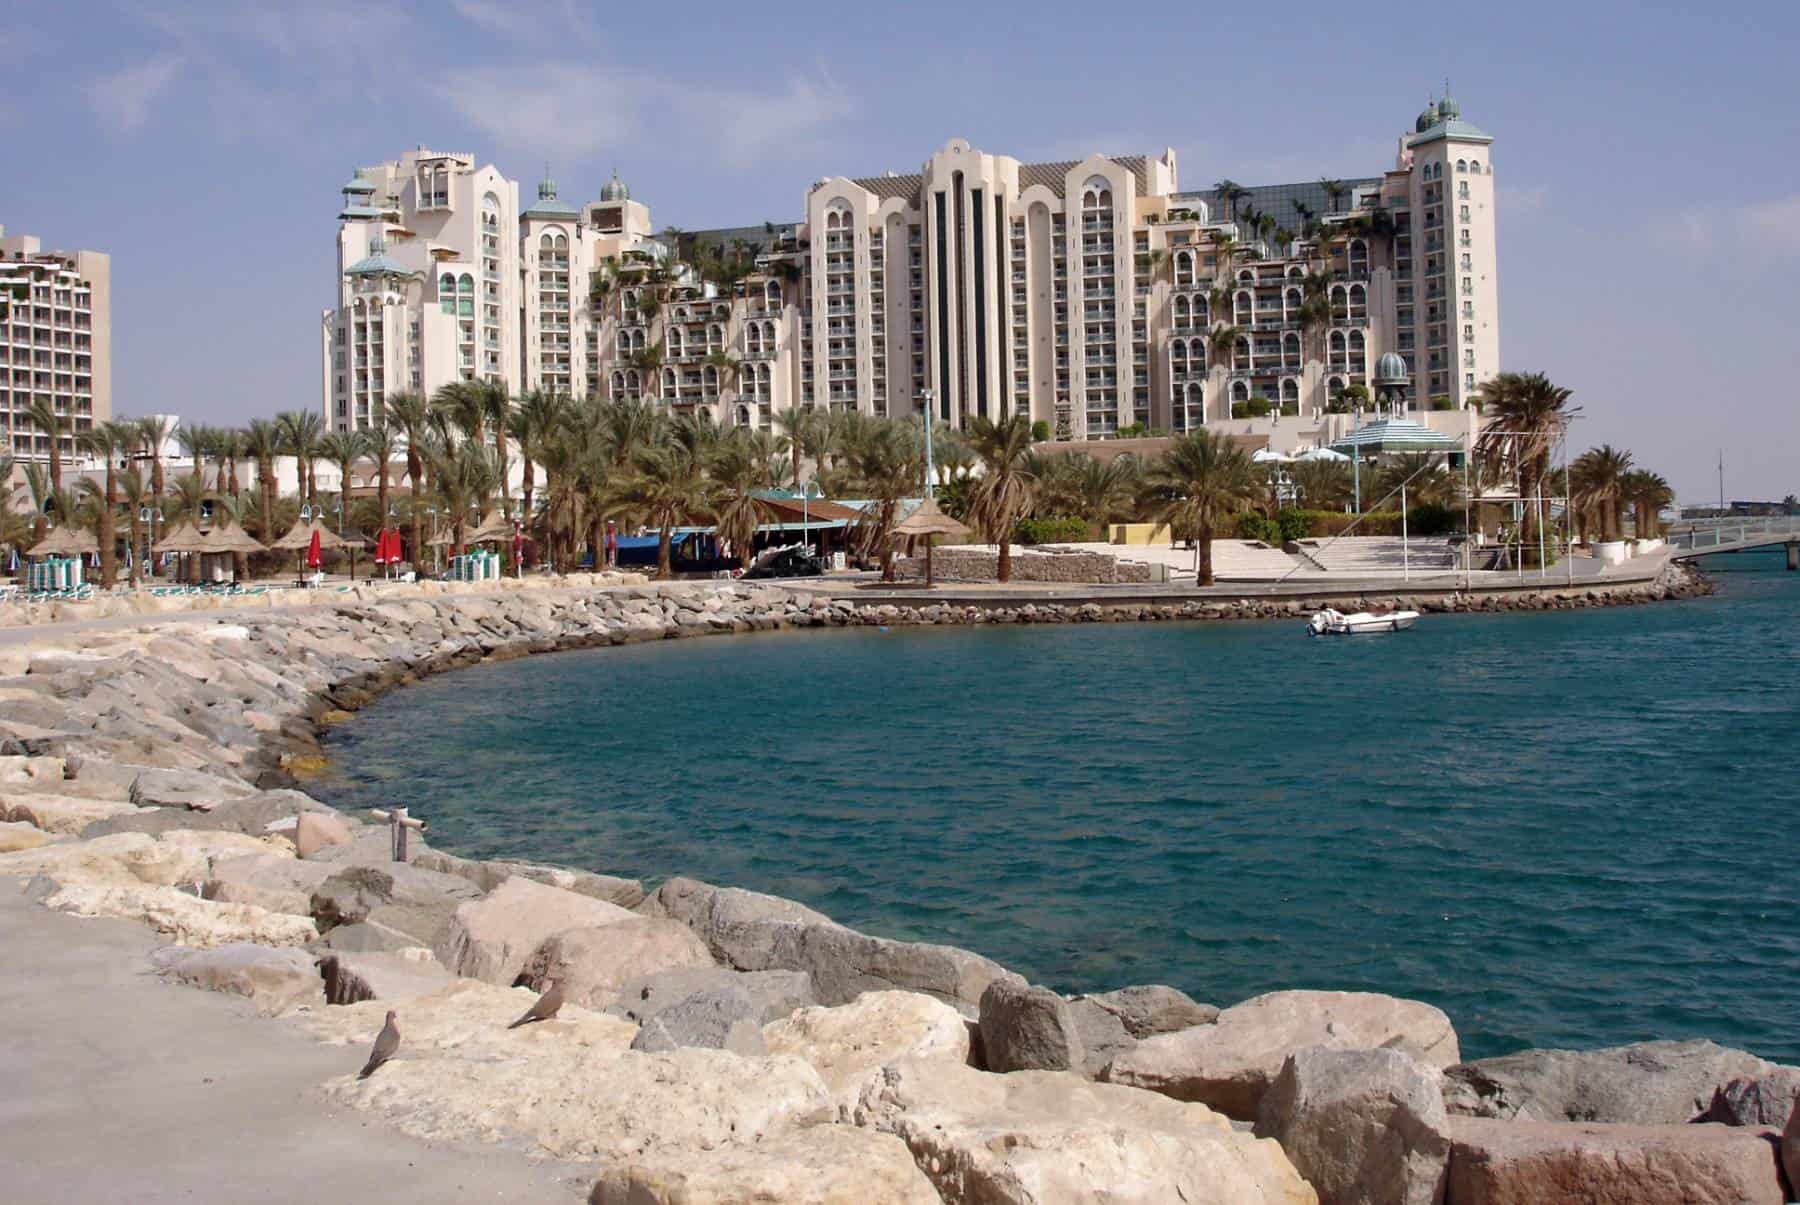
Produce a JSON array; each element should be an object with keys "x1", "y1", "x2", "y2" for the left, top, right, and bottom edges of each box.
[{"x1": 0, "y1": 885, "x2": 589, "y2": 1202}]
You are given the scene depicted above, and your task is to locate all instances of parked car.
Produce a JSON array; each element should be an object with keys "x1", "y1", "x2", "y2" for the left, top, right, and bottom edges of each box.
[{"x1": 742, "y1": 546, "x2": 824, "y2": 579}]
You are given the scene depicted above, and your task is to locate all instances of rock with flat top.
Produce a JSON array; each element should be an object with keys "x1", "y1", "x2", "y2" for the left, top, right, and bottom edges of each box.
[
  {"x1": 980, "y1": 974, "x2": 1082, "y2": 1073},
  {"x1": 1699, "y1": 1067, "x2": 1800, "y2": 1126},
  {"x1": 318, "y1": 950, "x2": 454, "y2": 1005},
  {"x1": 153, "y1": 943, "x2": 324, "y2": 1015},
  {"x1": 0, "y1": 755, "x2": 67, "y2": 785},
  {"x1": 310, "y1": 863, "x2": 480, "y2": 948},
  {"x1": 434, "y1": 874, "x2": 636, "y2": 985},
  {"x1": 295, "y1": 811, "x2": 351, "y2": 858},
  {"x1": 515, "y1": 918, "x2": 713, "y2": 1009},
  {"x1": 1, "y1": 791, "x2": 139, "y2": 835},
  {"x1": 0, "y1": 820, "x2": 53, "y2": 852},
  {"x1": 0, "y1": 831, "x2": 209, "y2": 887},
  {"x1": 587, "y1": 1125, "x2": 939, "y2": 1205},
  {"x1": 1079, "y1": 983, "x2": 1219, "y2": 1037},
  {"x1": 37, "y1": 879, "x2": 317, "y2": 947},
  {"x1": 1445, "y1": 1116, "x2": 1785, "y2": 1205},
  {"x1": 1104, "y1": 989, "x2": 1460, "y2": 1120},
  {"x1": 630, "y1": 984, "x2": 764, "y2": 1056},
  {"x1": 856, "y1": 1057, "x2": 1317, "y2": 1204},
  {"x1": 412, "y1": 847, "x2": 644, "y2": 908},
  {"x1": 765, "y1": 989, "x2": 971, "y2": 1118},
  {"x1": 128, "y1": 768, "x2": 257, "y2": 810},
  {"x1": 608, "y1": 966, "x2": 816, "y2": 1026},
  {"x1": 1254, "y1": 1046, "x2": 1451, "y2": 1205},
  {"x1": 1443, "y1": 1039, "x2": 1776, "y2": 1124}
]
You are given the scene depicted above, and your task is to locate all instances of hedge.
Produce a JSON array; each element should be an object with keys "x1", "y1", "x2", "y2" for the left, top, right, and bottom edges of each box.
[{"x1": 1014, "y1": 516, "x2": 1091, "y2": 545}]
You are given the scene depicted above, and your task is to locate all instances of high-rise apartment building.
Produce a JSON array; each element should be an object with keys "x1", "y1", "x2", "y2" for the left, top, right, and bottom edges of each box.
[
  {"x1": 323, "y1": 93, "x2": 1496, "y2": 444},
  {"x1": 0, "y1": 227, "x2": 111, "y2": 462}
]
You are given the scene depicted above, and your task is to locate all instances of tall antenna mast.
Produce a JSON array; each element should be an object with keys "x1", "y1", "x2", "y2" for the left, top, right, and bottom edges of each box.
[{"x1": 1718, "y1": 449, "x2": 1725, "y2": 513}]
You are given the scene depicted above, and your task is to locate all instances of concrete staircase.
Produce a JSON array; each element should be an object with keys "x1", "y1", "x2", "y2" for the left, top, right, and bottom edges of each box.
[{"x1": 1295, "y1": 537, "x2": 1456, "y2": 573}]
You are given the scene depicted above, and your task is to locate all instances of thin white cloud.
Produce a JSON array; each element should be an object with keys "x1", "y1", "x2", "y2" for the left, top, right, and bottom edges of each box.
[
  {"x1": 437, "y1": 64, "x2": 639, "y2": 162},
  {"x1": 86, "y1": 54, "x2": 184, "y2": 132},
  {"x1": 1648, "y1": 195, "x2": 1800, "y2": 261},
  {"x1": 687, "y1": 74, "x2": 857, "y2": 168}
]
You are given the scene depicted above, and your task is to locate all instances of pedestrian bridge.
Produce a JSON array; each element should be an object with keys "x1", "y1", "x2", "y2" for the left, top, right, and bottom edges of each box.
[{"x1": 1666, "y1": 516, "x2": 1800, "y2": 568}]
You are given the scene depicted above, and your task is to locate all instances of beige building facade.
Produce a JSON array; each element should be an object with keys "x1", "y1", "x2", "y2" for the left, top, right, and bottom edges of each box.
[
  {"x1": 0, "y1": 227, "x2": 111, "y2": 463},
  {"x1": 324, "y1": 94, "x2": 1496, "y2": 448}
]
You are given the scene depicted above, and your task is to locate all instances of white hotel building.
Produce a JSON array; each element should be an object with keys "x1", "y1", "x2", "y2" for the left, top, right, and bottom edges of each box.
[{"x1": 321, "y1": 95, "x2": 1497, "y2": 446}]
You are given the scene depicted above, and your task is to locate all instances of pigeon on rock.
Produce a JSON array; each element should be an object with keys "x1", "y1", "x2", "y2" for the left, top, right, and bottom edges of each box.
[
  {"x1": 508, "y1": 978, "x2": 566, "y2": 1029},
  {"x1": 359, "y1": 1010, "x2": 400, "y2": 1079}
]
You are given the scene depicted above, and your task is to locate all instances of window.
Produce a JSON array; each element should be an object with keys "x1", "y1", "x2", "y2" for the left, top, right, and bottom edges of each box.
[
  {"x1": 1463, "y1": 324, "x2": 1474, "y2": 341},
  {"x1": 1460, "y1": 254, "x2": 1472, "y2": 270},
  {"x1": 1458, "y1": 181, "x2": 1469, "y2": 199},
  {"x1": 1460, "y1": 206, "x2": 1470, "y2": 223},
  {"x1": 1457, "y1": 160, "x2": 1467, "y2": 173},
  {"x1": 1465, "y1": 373, "x2": 1475, "y2": 390},
  {"x1": 1464, "y1": 349, "x2": 1475, "y2": 367},
  {"x1": 1461, "y1": 277, "x2": 1473, "y2": 295},
  {"x1": 1462, "y1": 301, "x2": 1473, "y2": 318}
]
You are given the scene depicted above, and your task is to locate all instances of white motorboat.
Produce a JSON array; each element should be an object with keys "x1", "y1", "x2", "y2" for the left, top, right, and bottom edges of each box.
[{"x1": 1307, "y1": 607, "x2": 1420, "y2": 636}]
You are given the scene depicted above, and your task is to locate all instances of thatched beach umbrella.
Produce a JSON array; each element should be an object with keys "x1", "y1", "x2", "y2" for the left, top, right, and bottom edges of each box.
[
  {"x1": 891, "y1": 498, "x2": 969, "y2": 588},
  {"x1": 270, "y1": 518, "x2": 346, "y2": 580},
  {"x1": 27, "y1": 526, "x2": 100, "y2": 558},
  {"x1": 198, "y1": 519, "x2": 268, "y2": 555},
  {"x1": 152, "y1": 520, "x2": 209, "y2": 555}
]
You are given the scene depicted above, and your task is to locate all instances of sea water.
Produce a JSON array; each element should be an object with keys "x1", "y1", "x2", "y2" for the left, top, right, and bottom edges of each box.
[{"x1": 320, "y1": 551, "x2": 1800, "y2": 1060}]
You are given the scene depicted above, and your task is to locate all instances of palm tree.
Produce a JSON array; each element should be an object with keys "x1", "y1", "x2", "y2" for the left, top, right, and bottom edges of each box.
[
  {"x1": 383, "y1": 391, "x2": 433, "y2": 563},
  {"x1": 1289, "y1": 459, "x2": 1353, "y2": 511},
  {"x1": 841, "y1": 418, "x2": 924, "y2": 580},
  {"x1": 24, "y1": 397, "x2": 66, "y2": 494},
  {"x1": 22, "y1": 462, "x2": 50, "y2": 544},
  {"x1": 610, "y1": 436, "x2": 710, "y2": 579},
  {"x1": 965, "y1": 414, "x2": 1038, "y2": 583},
  {"x1": 242, "y1": 418, "x2": 283, "y2": 542},
  {"x1": 1320, "y1": 178, "x2": 1349, "y2": 214},
  {"x1": 364, "y1": 421, "x2": 403, "y2": 541},
  {"x1": 117, "y1": 467, "x2": 149, "y2": 586},
  {"x1": 772, "y1": 406, "x2": 816, "y2": 486},
  {"x1": 1207, "y1": 324, "x2": 1242, "y2": 378},
  {"x1": 1373, "y1": 453, "x2": 1463, "y2": 510},
  {"x1": 1475, "y1": 372, "x2": 1581, "y2": 550},
  {"x1": 177, "y1": 422, "x2": 212, "y2": 490},
  {"x1": 317, "y1": 430, "x2": 367, "y2": 541},
  {"x1": 708, "y1": 433, "x2": 773, "y2": 568},
  {"x1": 77, "y1": 421, "x2": 127, "y2": 587},
  {"x1": 1620, "y1": 469, "x2": 1673, "y2": 538},
  {"x1": 429, "y1": 440, "x2": 498, "y2": 561},
  {"x1": 276, "y1": 410, "x2": 324, "y2": 504},
  {"x1": 1214, "y1": 179, "x2": 1248, "y2": 225},
  {"x1": 216, "y1": 427, "x2": 244, "y2": 497},
  {"x1": 1142, "y1": 429, "x2": 1261, "y2": 586},
  {"x1": 510, "y1": 389, "x2": 564, "y2": 526},
  {"x1": 135, "y1": 415, "x2": 176, "y2": 499},
  {"x1": 479, "y1": 380, "x2": 514, "y2": 519},
  {"x1": 1569, "y1": 444, "x2": 1633, "y2": 540}
]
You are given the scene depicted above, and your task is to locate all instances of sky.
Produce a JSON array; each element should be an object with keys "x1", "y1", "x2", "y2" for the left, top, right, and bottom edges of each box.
[{"x1": 4, "y1": 0, "x2": 1797, "y2": 503}]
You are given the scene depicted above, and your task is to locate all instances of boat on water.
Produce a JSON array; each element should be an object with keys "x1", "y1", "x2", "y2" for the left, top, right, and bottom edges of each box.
[{"x1": 1307, "y1": 607, "x2": 1420, "y2": 636}]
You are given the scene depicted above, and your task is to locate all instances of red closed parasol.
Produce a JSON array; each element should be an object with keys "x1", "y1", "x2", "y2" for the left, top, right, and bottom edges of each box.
[{"x1": 306, "y1": 528, "x2": 323, "y2": 570}]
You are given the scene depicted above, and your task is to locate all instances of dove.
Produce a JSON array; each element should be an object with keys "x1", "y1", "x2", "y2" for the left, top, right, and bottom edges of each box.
[
  {"x1": 359, "y1": 1010, "x2": 400, "y2": 1079},
  {"x1": 507, "y1": 978, "x2": 566, "y2": 1029}
]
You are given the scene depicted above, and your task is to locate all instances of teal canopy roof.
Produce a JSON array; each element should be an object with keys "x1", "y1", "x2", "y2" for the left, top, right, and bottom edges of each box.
[
  {"x1": 1408, "y1": 119, "x2": 1493, "y2": 148},
  {"x1": 524, "y1": 171, "x2": 580, "y2": 219},
  {"x1": 345, "y1": 251, "x2": 414, "y2": 278},
  {"x1": 1329, "y1": 418, "x2": 1464, "y2": 454},
  {"x1": 337, "y1": 205, "x2": 382, "y2": 220},
  {"x1": 341, "y1": 173, "x2": 376, "y2": 194}
]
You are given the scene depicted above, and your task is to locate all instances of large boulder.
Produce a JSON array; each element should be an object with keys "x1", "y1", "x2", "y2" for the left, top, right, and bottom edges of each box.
[
  {"x1": 588, "y1": 1125, "x2": 940, "y2": 1204},
  {"x1": 1443, "y1": 1039, "x2": 1776, "y2": 1124},
  {"x1": 1254, "y1": 1046, "x2": 1451, "y2": 1205},
  {"x1": 0, "y1": 755, "x2": 68, "y2": 785},
  {"x1": 766, "y1": 990, "x2": 970, "y2": 1117},
  {"x1": 204, "y1": 852, "x2": 335, "y2": 918},
  {"x1": 1782, "y1": 1101, "x2": 1800, "y2": 1192},
  {"x1": 1105, "y1": 990, "x2": 1460, "y2": 1120},
  {"x1": 35, "y1": 878, "x2": 318, "y2": 947},
  {"x1": 1699, "y1": 1068, "x2": 1800, "y2": 1126},
  {"x1": 0, "y1": 820, "x2": 52, "y2": 852},
  {"x1": 84, "y1": 788, "x2": 340, "y2": 840},
  {"x1": 294, "y1": 811, "x2": 351, "y2": 858},
  {"x1": 648, "y1": 876, "x2": 1007, "y2": 1009},
  {"x1": 0, "y1": 831, "x2": 205, "y2": 887},
  {"x1": 435, "y1": 875, "x2": 637, "y2": 984},
  {"x1": 856, "y1": 1058, "x2": 1317, "y2": 1204},
  {"x1": 128, "y1": 768, "x2": 257, "y2": 811},
  {"x1": 1067, "y1": 996, "x2": 1136, "y2": 1079},
  {"x1": 1445, "y1": 1117, "x2": 1785, "y2": 1205},
  {"x1": 980, "y1": 975, "x2": 1083, "y2": 1073},
  {"x1": 1077, "y1": 983, "x2": 1219, "y2": 1037},
  {"x1": 608, "y1": 966, "x2": 815, "y2": 1026},
  {"x1": 318, "y1": 950, "x2": 455, "y2": 1006},
  {"x1": 516, "y1": 918, "x2": 713, "y2": 1009},
  {"x1": 317, "y1": 919, "x2": 433, "y2": 954},
  {"x1": 412, "y1": 847, "x2": 644, "y2": 909},
  {"x1": 309, "y1": 863, "x2": 481, "y2": 948},
  {"x1": 1, "y1": 791, "x2": 139, "y2": 835},
  {"x1": 153, "y1": 943, "x2": 324, "y2": 1015},
  {"x1": 629, "y1": 984, "x2": 764, "y2": 1056}
]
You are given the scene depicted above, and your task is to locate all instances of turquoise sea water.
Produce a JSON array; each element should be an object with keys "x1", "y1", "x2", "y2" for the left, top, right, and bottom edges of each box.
[{"x1": 319, "y1": 552, "x2": 1800, "y2": 1061}]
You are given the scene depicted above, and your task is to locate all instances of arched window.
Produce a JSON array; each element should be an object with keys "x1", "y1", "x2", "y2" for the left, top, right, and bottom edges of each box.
[
  {"x1": 1174, "y1": 251, "x2": 1194, "y2": 287},
  {"x1": 1286, "y1": 265, "x2": 1304, "y2": 279},
  {"x1": 439, "y1": 273, "x2": 455, "y2": 294},
  {"x1": 1234, "y1": 291, "x2": 1254, "y2": 323},
  {"x1": 736, "y1": 404, "x2": 751, "y2": 426},
  {"x1": 1281, "y1": 378, "x2": 1299, "y2": 404},
  {"x1": 1173, "y1": 295, "x2": 1190, "y2": 326},
  {"x1": 1457, "y1": 160, "x2": 1467, "y2": 173},
  {"x1": 1237, "y1": 268, "x2": 1255, "y2": 283},
  {"x1": 1283, "y1": 332, "x2": 1301, "y2": 365},
  {"x1": 554, "y1": 233, "x2": 567, "y2": 249},
  {"x1": 1190, "y1": 336, "x2": 1206, "y2": 368},
  {"x1": 1195, "y1": 297, "x2": 1209, "y2": 324},
  {"x1": 1234, "y1": 335, "x2": 1251, "y2": 365},
  {"x1": 1284, "y1": 287, "x2": 1302, "y2": 312},
  {"x1": 704, "y1": 366, "x2": 719, "y2": 395},
  {"x1": 1231, "y1": 380, "x2": 1250, "y2": 402},
  {"x1": 1329, "y1": 331, "x2": 1347, "y2": 367},
  {"x1": 708, "y1": 322, "x2": 725, "y2": 350},
  {"x1": 1328, "y1": 374, "x2": 1346, "y2": 397},
  {"x1": 457, "y1": 273, "x2": 474, "y2": 293},
  {"x1": 1470, "y1": 160, "x2": 1483, "y2": 173},
  {"x1": 539, "y1": 233, "x2": 554, "y2": 251}
]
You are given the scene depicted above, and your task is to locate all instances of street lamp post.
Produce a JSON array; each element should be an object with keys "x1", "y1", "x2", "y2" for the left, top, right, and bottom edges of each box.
[{"x1": 918, "y1": 389, "x2": 936, "y2": 499}]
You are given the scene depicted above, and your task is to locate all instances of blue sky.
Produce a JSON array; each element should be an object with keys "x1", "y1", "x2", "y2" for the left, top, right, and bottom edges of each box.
[{"x1": 5, "y1": 0, "x2": 1797, "y2": 501}]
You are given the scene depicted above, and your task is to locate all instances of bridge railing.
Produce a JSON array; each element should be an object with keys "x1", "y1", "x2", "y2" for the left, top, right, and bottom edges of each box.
[{"x1": 1665, "y1": 514, "x2": 1800, "y2": 551}]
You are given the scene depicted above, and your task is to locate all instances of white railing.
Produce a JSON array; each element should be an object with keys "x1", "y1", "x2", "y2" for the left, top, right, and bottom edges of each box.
[{"x1": 1666, "y1": 515, "x2": 1800, "y2": 552}]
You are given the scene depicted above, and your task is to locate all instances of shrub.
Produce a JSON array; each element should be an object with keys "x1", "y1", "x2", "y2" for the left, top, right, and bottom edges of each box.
[
  {"x1": 1280, "y1": 401, "x2": 1299, "y2": 416},
  {"x1": 1430, "y1": 395, "x2": 1455, "y2": 411},
  {"x1": 1292, "y1": 509, "x2": 1404, "y2": 537},
  {"x1": 1235, "y1": 512, "x2": 1275, "y2": 542},
  {"x1": 1030, "y1": 420, "x2": 1052, "y2": 442},
  {"x1": 1231, "y1": 402, "x2": 1248, "y2": 419},
  {"x1": 1406, "y1": 502, "x2": 1459, "y2": 536},
  {"x1": 1273, "y1": 507, "x2": 1311, "y2": 544},
  {"x1": 1014, "y1": 516, "x2": 1091, "y2": 545},
  {"x1": 1244, "y1": 396, "x2": 1273, "y2": 417}
]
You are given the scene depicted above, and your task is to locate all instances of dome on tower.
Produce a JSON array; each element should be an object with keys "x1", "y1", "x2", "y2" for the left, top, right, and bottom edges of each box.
[
  {"x1": 600, "y1": 171, "x2": 629, "y2": 202},
  {"x1": 523, "y1": 167, "x2": 579, "y2": 219},
  {"x1": 1374, "y1": 351, "x2": 1410, "y2": 387},
  {"x1": 1438, "y1": 91, "x2": 1461, "y2": 121},
  {"x1": 1415, "y1": 100, "x2": 1441, "y2": 133}
]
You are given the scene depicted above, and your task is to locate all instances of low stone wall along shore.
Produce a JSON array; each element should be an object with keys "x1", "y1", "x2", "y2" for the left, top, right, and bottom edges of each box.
[{"x1": 5, "y1": 566, "x2": 1789, "y2": 1205}]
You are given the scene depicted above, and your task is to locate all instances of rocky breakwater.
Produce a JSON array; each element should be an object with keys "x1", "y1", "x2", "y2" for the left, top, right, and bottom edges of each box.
[{"x1": 0, "y1": 575, "x2": 1787, "y2": 1204}]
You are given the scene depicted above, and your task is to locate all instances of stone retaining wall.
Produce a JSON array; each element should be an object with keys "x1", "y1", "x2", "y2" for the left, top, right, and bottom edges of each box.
[{"x1": 896, "y1": 546, "x2": 1155, "y2": 583}]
